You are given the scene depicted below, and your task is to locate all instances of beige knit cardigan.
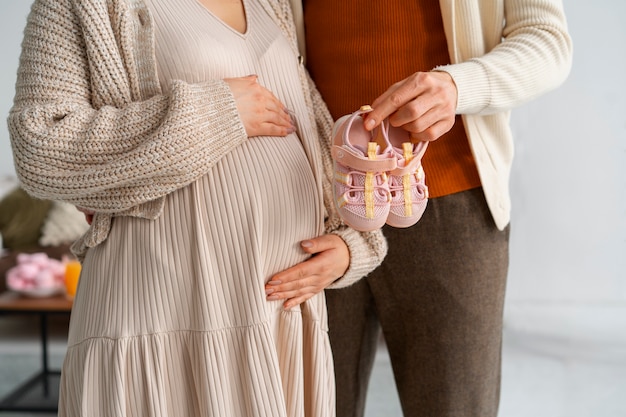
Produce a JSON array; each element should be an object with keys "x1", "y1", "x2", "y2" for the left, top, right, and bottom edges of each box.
[
  {"x1": 290, "y1": 0, "x2": 573, "y2": 230},
  {"x1": 8, "y1": 0, "x2": 386, "y2": 287}
]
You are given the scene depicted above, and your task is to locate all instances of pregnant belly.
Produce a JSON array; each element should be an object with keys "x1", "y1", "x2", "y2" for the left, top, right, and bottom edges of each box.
[
  {"x1": 74, "y1": 134, "x2": 323, "y2": 337},
  {"x1": 198, "y1": 133, "x2": 323, "y2": 278}
]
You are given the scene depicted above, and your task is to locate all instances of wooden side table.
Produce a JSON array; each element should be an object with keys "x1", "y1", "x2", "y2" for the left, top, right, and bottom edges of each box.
[{"x1": 0, "y1": 291, "x2": 72, "y2": 413}]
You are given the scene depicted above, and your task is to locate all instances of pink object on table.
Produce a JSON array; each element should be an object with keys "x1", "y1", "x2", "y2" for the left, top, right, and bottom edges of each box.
[{"x1": 6, "y1": 252, "x2": 67, "y2": 297}]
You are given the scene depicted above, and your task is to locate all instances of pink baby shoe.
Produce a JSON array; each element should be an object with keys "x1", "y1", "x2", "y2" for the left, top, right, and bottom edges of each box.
[
  {"x1": 331, "y1": 106, "x2": 397, "y2": 231},
  {"x1": 384, "y1": 124, "x2": 429, "y2": 228}
]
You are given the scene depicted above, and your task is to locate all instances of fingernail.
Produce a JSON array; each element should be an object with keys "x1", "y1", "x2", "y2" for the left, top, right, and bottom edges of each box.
[
  {"x1": 301, "y1": 240, "x2": 313, "y2": 248},
  {"x1": 287, "y1": 127, "x2": 296, "y2": 134},
  {"x1": 269, "y1": 280, "x2": 282, "y2": 285},
  {"x1": 267, "y1": 295, "x2": 280, "y2": 301},
  {"x1": 283, "y1": 303, "x2": 293, "y2": 310},
  {"x1": 365, "y1": 119, "x2": 375, "y2": 130},
  {"x1": 265, "y1": 288, "x2": 275, "y2": 295}
]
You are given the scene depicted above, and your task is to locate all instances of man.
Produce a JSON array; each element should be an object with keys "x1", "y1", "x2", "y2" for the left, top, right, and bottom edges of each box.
[{"x1": 290, "y1": 0, "x2": 573, "y2": 416}]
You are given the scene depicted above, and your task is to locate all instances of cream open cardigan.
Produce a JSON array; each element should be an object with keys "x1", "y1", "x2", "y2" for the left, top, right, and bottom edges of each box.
[
  {"x1": 8, "y1": 0, "x2": 386, "y2": 287},
  {"x1": 290, "y1": 0, "x2": 573, "y2": 230}
]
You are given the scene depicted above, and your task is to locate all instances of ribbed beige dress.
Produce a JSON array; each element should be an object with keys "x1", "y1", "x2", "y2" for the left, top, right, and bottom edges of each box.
[{"x1": 58, "y1": 1, "x2": 334, "y2": 416}]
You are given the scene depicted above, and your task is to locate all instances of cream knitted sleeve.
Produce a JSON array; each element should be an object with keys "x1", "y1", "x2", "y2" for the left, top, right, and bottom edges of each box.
[
  {"x1": 437, "y1": 0, "x2": 573, "y2": 115},
  {"x1": 8, "y1": 0, "x2": 248, "y2": 213}
]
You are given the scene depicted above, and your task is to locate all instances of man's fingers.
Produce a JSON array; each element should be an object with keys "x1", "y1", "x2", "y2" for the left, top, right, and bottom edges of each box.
[
  {"x1": 366, "y1": 74, "x2": 427, "y2": 130},
  {"x1": 363, "y1": 71, "x2": 457, "y2": 137},
  {"x1": 365, "y1": 89, "x2": 410, "y2": 130}
]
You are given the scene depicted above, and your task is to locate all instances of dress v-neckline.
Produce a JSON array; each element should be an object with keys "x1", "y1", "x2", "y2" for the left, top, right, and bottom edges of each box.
[{"x1": 195, "y1": 0, "x2": 249, "y2": 37}]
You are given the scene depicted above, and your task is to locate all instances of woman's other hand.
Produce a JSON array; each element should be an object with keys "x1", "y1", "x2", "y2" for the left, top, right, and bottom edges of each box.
[
  {"x1": 265, "y1": 234, "x2": 350, "y2": 309},
  {"x1": 225, "y1": 75, "x2": 295, "y2": 137}
]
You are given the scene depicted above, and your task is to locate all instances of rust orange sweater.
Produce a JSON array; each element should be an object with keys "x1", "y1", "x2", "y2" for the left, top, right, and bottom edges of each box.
[{"x1": 304, "y1": 1, "x2": 482, "y2": 198}]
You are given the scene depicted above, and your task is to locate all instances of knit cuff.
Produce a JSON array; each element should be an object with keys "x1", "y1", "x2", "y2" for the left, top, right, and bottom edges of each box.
[
  {"x1": 435, "y1": 60, "x2": 491, "y2": 115},
  {"x1": 172, "y1": 79, "x2": 247, "y2": 153},
  {"x1": 327, "y1": 227, "x2": 387, "y2": 289}
]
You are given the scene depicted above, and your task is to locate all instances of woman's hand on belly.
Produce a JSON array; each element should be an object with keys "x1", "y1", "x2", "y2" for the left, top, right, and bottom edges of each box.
[
  {"x1": 225, "y1": 75, "x2": 296, "y2": 137},
  {"x1": 265, "y1": 234, "x2": 350, "y2": 309}
]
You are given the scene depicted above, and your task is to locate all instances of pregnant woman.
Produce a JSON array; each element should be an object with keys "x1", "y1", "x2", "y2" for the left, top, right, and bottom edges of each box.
[{"x1": 8, "y1": 0, "x2": 387, "y2": 415}]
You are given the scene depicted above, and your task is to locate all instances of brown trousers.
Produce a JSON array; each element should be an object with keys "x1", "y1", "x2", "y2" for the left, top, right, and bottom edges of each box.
[{"x1": 325, "y1": 188, "x2": 510, "y2": 417}]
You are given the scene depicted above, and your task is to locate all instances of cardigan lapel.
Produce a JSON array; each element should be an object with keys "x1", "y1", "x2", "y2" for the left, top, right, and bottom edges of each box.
[
  {"x1": 438, "y1": 0, "x2": 460, "y2": 64},
  {"x1": 115, "y1": 0, "x2": 162, "y2": 100},
  {"x1": 289, "y1": 0, "x2": 306, "y2": 55},
  {"x1": 438, "y1": 0, "x2": 498, "y2": 64}
]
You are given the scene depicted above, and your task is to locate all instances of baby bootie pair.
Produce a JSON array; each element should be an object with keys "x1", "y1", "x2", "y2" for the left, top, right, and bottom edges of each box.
[{"x1": 331, "y1": 105, "x2": 429, "y2": 232}]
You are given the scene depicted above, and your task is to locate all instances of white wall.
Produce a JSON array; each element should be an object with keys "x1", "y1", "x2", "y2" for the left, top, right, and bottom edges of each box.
[
  {"x1": 505, "y1": 0, "x2": 626, "y2": 339},
  {"x1": 509, "y1": 0, "x2": 626, "y2": 301},
  {"x1": 1, "y1": 2, "x2": 625, "y2": 316},
  {"x1": 0, "y1": 1, "x2": 31, "y2": 177}
]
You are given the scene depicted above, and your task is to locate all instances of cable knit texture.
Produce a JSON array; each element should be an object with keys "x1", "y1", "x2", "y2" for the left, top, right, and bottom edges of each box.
[{"x1": 8, "y1": 0, "x2": 386, "y2": 287}]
